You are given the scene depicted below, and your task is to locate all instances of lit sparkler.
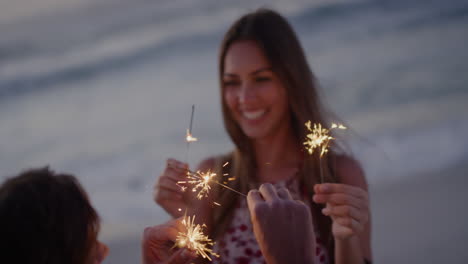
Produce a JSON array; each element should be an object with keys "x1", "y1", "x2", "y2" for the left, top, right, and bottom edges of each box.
[
  {"x1": 186, "y1": 129, "x2": 198, "y2": 142},
  {"x1": 185, "y1": 105, "x2": 197, "y2": 164},
  {"x1": 304, "y1": 121, "x2": 347, "y2": 182},
  {"x1": 175, "y1": 215, "x2": 219, "y2": 260},
  {"x1": 177, "y1": 169, "x2": 246, "y2": 198},
  {"x1": 178, "y1": 170, "x2": 217, "y2": 199}
]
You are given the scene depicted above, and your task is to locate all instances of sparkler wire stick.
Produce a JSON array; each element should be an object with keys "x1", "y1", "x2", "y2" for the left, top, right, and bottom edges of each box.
[
  {"x1": 319, "y1": 157, "x2": 324, "y2": 184},
  {"x1": 185, "y1": 105, "x2": 196, "y2": 163},
  {"x1": 213, "y1": 181, "x2": 246, "y2": 197}
]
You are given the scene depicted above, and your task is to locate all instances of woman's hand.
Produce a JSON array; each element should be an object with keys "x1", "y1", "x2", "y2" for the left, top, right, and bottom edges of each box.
[
  {"x1": 142, "y1": 218, "x2": 197, "y2": 264},
  {"x1": 313, "y1": 183, "x2": 369, "y2": 240},
  {"x1": 247, "y1": 183, "x2": 316, "y2": 264},
  {"x1": 154, "y1": 159, "x2": 190, "y2": 218}
]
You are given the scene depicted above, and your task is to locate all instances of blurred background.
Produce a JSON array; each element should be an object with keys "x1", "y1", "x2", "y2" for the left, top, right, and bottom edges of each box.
[{"x1": 1, "y1": 0, "x2": 467, "y2": 263}]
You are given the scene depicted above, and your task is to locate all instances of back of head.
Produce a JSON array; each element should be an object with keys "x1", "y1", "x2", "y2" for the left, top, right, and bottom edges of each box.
[{"x1": 0, "y1": 167, "x2": 99, "y2": 264}]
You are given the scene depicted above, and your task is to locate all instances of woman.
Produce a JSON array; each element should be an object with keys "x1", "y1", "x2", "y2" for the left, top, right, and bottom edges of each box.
[{"x1": 155, "y1": 9, "x2": 371, "y2": 264}]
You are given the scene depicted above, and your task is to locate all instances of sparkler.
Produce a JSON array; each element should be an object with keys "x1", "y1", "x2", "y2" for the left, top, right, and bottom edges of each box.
[
  {"x1": 178, "y1": 170, "x2": 217, "y2": 199},
  {"x1": 175, "y1": 214, "x2": 219, "y2": 260},
  {"x1": 185, "y1": 105, "x2": 197, "y2": 163},
  {"x1": 304, "y1": 121, "x2": 347, "y2": 183},
  {"x1": 177, "y1": 168, "x2": 246, "y2": 198}
]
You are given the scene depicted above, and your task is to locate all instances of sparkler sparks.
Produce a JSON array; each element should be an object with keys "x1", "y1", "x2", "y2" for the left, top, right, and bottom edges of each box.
[
  {"x1": 303, "y1": 121, "x2": 347, "y2": 157},
  {"x1": 304, "y1": 121, "x2": 347, "y2": 183},
  {"x1": 175, "y1": 215, "x2": 219, "y2": 260},
  {"x1": 182, "y1": 170, "x2": 217, "y2": 199},
  {"x1": 177, "y1": 169, "x2": 246, "y2": 198}
]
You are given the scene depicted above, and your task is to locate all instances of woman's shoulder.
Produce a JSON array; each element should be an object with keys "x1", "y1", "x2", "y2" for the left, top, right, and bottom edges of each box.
[{"x1": 334, "y1": 154, "x2": 368, "y2": 191}]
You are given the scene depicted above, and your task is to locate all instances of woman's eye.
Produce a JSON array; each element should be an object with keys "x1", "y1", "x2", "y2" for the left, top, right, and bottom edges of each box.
[
  {"x1": 223, "y1": 80, "x2": 239, "y2": 87},
  {"x1": 255, "y1": 77, "x2": 271, "y2": 82}
]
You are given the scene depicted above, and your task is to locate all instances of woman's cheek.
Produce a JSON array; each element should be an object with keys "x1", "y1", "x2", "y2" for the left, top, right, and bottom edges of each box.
[{"x1": 224, "y1": 90, "x2": 237, "y2": 112}]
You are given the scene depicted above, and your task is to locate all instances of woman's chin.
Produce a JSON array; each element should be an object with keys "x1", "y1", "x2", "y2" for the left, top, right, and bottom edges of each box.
[{"x1": 241, "y1": 127, "x2": 269, "y2": 140}]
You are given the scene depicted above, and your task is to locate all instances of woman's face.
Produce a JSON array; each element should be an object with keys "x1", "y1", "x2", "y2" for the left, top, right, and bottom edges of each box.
[{"x1": 223, "y1": 40, "x2": 289, "y2": 140}]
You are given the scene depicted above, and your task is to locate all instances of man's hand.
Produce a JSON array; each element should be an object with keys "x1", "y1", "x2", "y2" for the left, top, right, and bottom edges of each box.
[{"x1": 247, "y1": 183, "x2": 316, "y2": 264}]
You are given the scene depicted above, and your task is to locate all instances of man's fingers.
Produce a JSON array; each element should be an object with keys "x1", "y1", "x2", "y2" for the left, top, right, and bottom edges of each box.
[
  {"x1": 259, "y1": 183, "x2": 279, "y2": 202},
  {"x1": 277, "y1": 187, "x2": 293, "y2": 200},
  {"x1": 247, "y1": 189, "x2": 264, "y2": 212}
]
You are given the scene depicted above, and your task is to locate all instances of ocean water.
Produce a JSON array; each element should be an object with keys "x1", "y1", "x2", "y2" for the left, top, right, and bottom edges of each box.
[{"x1": 1, "y1": 0, "x2": 468, "y2": 241}]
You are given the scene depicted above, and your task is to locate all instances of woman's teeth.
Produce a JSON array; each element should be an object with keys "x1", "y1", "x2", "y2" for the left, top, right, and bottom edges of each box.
[{"x1": 242, "y1": 110, "x2": 266, "y2": 120}]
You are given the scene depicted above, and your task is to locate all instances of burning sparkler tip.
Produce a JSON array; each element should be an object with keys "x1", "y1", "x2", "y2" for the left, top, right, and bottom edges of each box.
[{"x1": 175, "y1": 215, "x2": 219, "y2": 260}]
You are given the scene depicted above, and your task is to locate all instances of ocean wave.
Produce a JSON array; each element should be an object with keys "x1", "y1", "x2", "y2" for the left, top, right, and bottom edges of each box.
[
  {"x1": 348, "y1": 93, "x2": 468, "y2": 185},
  {"x1": 0, "y1": 0, "x2": 376, "y2": 100}
]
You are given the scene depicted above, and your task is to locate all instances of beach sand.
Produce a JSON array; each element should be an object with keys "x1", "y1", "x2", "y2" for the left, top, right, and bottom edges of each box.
[
  {"x1": 102, "y1": 162, "x2": 468, "y2": 264},
  {"x1": 371, "y1": 161, "x2": 468, "y2": 263}
]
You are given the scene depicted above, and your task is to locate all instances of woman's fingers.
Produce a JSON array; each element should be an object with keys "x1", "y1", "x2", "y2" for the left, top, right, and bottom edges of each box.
[
  {"x1": 313, "y1": 193, "x2": 366, "y2": 211},
  {"x1": 334, "y1": 216, "x2": 364, "y2": 233},
  {"x1": 314, "y1": 183, "x2": 368, "y2": 200},
  {"x1": 322, "y1": 204, "x2": 363, "y2": 222},
  {"x1": 157, "y1": 176, "x2": 183, "y2": 193},
  {"x1": 163, "y1": 248, "x2": 197, "y2": 264},
  {"x1": 167, "y1": 159, "x2": 188, "y2": 172},
  {"x1": 161, "y1": 167, "x2": 188, "y2": 182},
  {"x1": 313, "y1": 184, "x2": 369, "y2": 239},
  {"x1": 156, "y1": 188, "x2": 183, "y2": 201}
]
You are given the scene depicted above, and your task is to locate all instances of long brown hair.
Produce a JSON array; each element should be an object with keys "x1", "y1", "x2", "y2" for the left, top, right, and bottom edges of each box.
[
  {"x1": 0, "y1": 167, "x2": 100, "y2": 264},
  {"x1": 211, "y1": 8, "x2": 342, "y2": 259}
]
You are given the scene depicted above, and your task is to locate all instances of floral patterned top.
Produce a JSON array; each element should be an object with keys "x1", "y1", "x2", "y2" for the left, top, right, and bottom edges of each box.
[{"x1": 211, "y1": 177, "x2": 330, "y2": 264}]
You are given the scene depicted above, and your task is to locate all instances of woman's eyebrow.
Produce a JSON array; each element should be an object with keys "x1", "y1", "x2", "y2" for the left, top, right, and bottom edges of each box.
[
  {"x1": 250, "y1": 67, "x2": 272, "y2": 75},
  {"x1": 223, "y1": 67, "x2": 272, "y2": 77},
  {"x1": 223, "y1": 73, "x2": 237, "y2": 77}
]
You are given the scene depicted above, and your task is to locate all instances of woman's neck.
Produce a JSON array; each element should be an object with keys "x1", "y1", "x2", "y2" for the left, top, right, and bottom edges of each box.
[{"x1": 253, "y1": 125, "x2": 301, "y2": 172}]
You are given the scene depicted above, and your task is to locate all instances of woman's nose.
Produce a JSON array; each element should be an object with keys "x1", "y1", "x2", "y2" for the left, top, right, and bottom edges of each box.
[{"x1": 238, "y1": 83, "x2": 256, "y2": 104}]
